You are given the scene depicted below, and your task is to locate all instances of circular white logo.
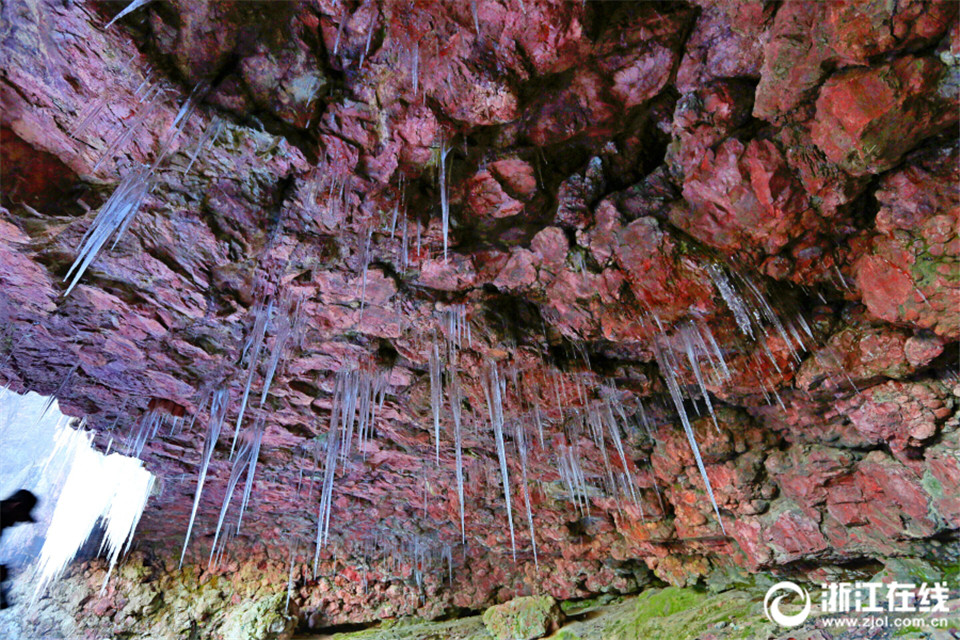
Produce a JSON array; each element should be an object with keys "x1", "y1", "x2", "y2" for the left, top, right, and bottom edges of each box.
[{"x1": 764, "y1": 581, "x2": 812, "y2": 627}]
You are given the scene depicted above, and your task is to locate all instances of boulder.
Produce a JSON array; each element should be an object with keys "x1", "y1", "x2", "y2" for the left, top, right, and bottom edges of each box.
[{"x1": 481, "y1": 595, "x2": 564, "y2": 640}]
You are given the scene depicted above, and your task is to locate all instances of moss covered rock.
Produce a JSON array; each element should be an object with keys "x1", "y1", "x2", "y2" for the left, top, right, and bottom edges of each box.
[{"x1": 481, "y1": 595, "x2": 564, "y2": 640}]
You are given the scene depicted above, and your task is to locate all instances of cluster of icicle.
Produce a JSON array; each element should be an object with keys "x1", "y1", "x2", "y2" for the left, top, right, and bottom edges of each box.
[
  {"x1": 312, "y1": 365, "x2": 389, "y2": 574},
  {"x1": 634, "y1": 263, "x2": 816, "y2": 533},
  {"x1": 65, "y1": 51, "x2": 222, "y2": 296},
  {"x1": 32, "y1": 418, "x2": 155, "y2": 598},
  {"x1": 179, "y1": 291, "x2": 302, "y2": 568}
]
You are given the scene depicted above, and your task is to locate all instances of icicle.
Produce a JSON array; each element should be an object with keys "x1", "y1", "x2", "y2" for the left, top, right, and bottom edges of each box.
[
  {"x1": 585, "y1": 404, "x2": 616, "y2": 497},
  {"x1": 484, "y1": 362, "x2": 516, "y2": 560},
  {"x1": 680, "y1": 323, "x2": 720, "y2": 433},
  {"x1": 358, "y1": 227, "x2": 373, "y2": 321},
  {"x1": 443, "y1": 544, "x2": 453, "y2": 583},
  {"x1": 153, "y1": 80, "x2": 210, "y2": 169},
  {"x1": 182, "y1": 118, "x2": 223, "y2": 174},
  {"x1": 234, "y1": 296, "x2": 273, "y2": 456},
  {"x1": 332, "y1": 6, "x2": 348, "y2": 56},
  {"x1": 64, "y1": 166, "x2": 154, "y2": 296},
  {"x1": 359, "y1": 6, "x2": 376, "y2": 68},
  {"x1": 284, "y1": 548, "x2": 297, "y2": 615},
  {"x1": 706, "y1": 263, "x2": 754, "y2": 339},
  {"x1": 429, "y1": 337, "x2": 443, "y2": 464},
  {"x1": 533, "y1": 402, "x2": 545, "y2": 448},
  {"x1": 314, "y1": 377, "x2": 343, "y2": 574},
  {"x1": 179, "y1": 386, "x2": 228, "y2": 568},
  {"x1": 412, "y1": 43, "x2": 420, "y2": 95},
  {"x1": 833, "y1": 264, "x2": 851, "y2": 291},
  {"x1": 471, "y1": 0, "x2": 481, "y2": 36},
  {"x1": 70, "y1": 98, "x2": 107, "y2": 139},
  {"x1": 450, "y1": 367, "x2": 466, "y2": 543},
  {"x1": 92, "y1": 96, "x2": 164, "y2": 172},
  {"x1": 514, "y1": 418, "x2": 538, "y2": 570},
  {"x1": 439, "y1": 139, "x2": 451, "y2": 261},
  {"x1": 389, "y1": 204, "x2": 399, "y2": 239},
  {"x1": 208, "y1": 439, "x2": 254, "y2": 568},
  {"x1": 133, "y1": 69, "x2": 154, "y2": 98},
  {"x1": 697, "y1": 321, "x2": 730, "y2": 381},
  {"x1": 36, "y1": 364, "x2": 79, "y2": 427},
  {"x1": 235, "y1": 416, "x2": 265, "y2": 533},
  {"x1": 260, "y1": 297, "x2": 300, "y2": 407},
  {"x1": 105, "y1": 0, "x2": 154, "y2": 28},
  {"x1": 653, "y1": 339, "x2": 725, "y2": 533},
  {"x1": 742, "y1": 275, "x2": 802, "y2": 362},
  {"x1": 400, "y1": 211, "x2": 409, "y2": 270},
  {"x1": 557, "y1": 444, "x2": 588, "y2": 515}
]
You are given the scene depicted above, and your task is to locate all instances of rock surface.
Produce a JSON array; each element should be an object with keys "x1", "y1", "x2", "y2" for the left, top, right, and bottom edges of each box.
[
  {"x1": 481, "y1": 595, "x2": 563, "y2": 640},
  {"x1": 0, "y1": 0, "x2": 958, "y2": 637}
]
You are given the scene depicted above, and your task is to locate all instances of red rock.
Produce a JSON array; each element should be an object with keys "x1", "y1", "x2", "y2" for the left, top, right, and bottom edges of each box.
[
  {"x1": 614, "y1": 217, "x2": 714, "y2": 323},
  {"x1": 675, "y1": 137, "x2": 811, "y2": 260},
  {"x1": 465, "y1": 170, "x2": 526, "y2": 220},
  {"x1": 3, "y1": 0, "x2": 960, "y2": 628},
  {"x1": 675, "y1": 3, "x2": 773, "y2": 94},
  {"x1": 488, "y1": 159, "x2": 537, "y2": 202},
  {"x1": 494, "y1": 249, "x2": 537, "y2": 291},
  {"x1": 417, "y1": 256, "x2": 478, "y2": 291},
  {"x1": 854, "y1": 143, "x2": 959, "y2": 337},
  {"x1": 811, "y1": 56, "x2": 957, "y2": 176},
  {"x1": 904, "y1": 333, "x2": 945, "y2": 367},
  {"x1": 530, "y1": 227, "x2": 569, "y2": 275},
  {"x1": 766, "y1": 506, "x2": 829, "y2": 562},
  {"x1": 838, "y1": 380, "x2": 947, "y2": 453},
  {"x1": 755, "y1": 0, "x2": 957, "y2": 123},
  {"x1": 525, "y1": 69, "x2": 616, "y2": 147}
]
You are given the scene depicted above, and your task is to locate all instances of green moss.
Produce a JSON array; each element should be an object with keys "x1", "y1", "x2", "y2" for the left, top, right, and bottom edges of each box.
[
  {"x1": 482, "y1": 596, "x2": 563, "y2": 640},
  {"x1": 560, "y1": 594, "x2": 622, "y2": 615},
  {"x1": 604, "y1": 588, "x2": 775, "y2": 640},
  {"x1": 632, "y1": 587, "x2": 707, "y2": 622},
  {"x1": 219, "y1": 592, "x2": 293, "y2": 640}
]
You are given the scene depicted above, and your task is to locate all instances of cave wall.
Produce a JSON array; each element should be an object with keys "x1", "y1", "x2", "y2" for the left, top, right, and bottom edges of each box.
[{"x1": 0, "y1": 0, "x2": 958, "y2": 636}]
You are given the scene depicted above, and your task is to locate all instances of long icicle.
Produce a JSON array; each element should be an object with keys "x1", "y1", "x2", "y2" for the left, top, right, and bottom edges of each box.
[
  {"x1": 64, "y1": 167, "x2": 154, "y2": 296},
  {"x1": 484, "y1": 361, "x2": 516, "y2": 560},
  {"x1": 514, "y1": 418, "x2": 538, "y2": 570},
  {"x1": 653, "y1": 339, "x2": 725, "y2": 533},
  {"x1": 208, "y1": 438, "x2": 254, "y2": 568},
  {"x1": 234, "y1": 296, "x2": 272, "y2": 456},
  {"x1": 429, "y1": 337, "x2": 443, "y2": 464},
  {"x1": 450, "y1": 367, "x2": 466, "y2": 543},
  {"x1": 105, "y1": 0, "x2": 154, "y2": 28},
  {"x1": 439, "y1": 139, "x2": 451, "y2": 261},
  {"x1": 314, "y1": 371, "x2": 344, "y2": 575},
  {"x1": 179, "y1": 386, "x2": 228, "y2": 568},
  {"x1": 235, "y1": 415, "x2": 265, "y2": 533}
]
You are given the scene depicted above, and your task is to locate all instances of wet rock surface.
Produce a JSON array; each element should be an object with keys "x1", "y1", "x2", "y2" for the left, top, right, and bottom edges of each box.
[{"x1": 0, "y1": 0, "x2": 958, "y2": 637}]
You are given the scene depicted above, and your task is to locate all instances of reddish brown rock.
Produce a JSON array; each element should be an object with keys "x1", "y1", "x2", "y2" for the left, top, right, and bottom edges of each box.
[
  {"x1": 675, "y1": 2, "x2": 773, "y2": 93},
  {"x1": 853, "y1": 143, "x2": 960, "y2": 338},
  {"x1": 837, "y1": 380, "x2": 951, "y2": 454},
  {"x1": 755, "y1": 0, "x2": 957, "y2": 123},
  {"x1": 1, "y1": 0, "x2": 960, "y2": 630},
  {"x1": 674, "y1": 137, "x2": 812, "y2": 260},
  {"x1": 811, "y1": 56, "x2": 957, "y2": 176}
]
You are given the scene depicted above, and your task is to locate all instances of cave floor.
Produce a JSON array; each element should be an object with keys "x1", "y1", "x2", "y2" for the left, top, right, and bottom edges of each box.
[{"x1": 296, "y1": 587, "x2": 960, "y2": 640}]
